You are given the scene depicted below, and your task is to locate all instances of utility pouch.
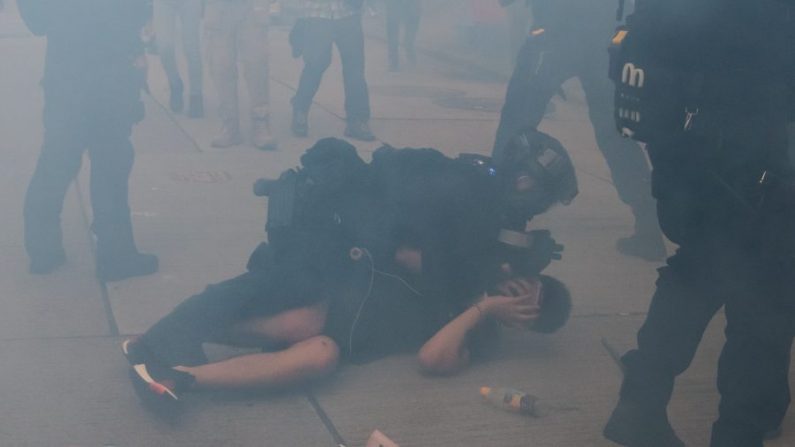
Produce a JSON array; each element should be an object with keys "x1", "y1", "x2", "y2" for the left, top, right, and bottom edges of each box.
[
  {"x1": 609, "y1": 26, "x2": 697, "y2": 143},
  {"x1": 263, "y1": 169, "x2": 300, "y2": 232}
]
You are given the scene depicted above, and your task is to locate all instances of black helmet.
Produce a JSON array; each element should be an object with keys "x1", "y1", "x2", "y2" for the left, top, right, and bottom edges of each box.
[{"x1": 498, "y1": 127, "x2": 578, "y2": 222}]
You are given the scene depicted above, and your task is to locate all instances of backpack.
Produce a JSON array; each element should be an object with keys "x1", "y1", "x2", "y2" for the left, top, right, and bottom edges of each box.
[{"x1": 252, "y1": 138, "x2": 369, "y2": 274}]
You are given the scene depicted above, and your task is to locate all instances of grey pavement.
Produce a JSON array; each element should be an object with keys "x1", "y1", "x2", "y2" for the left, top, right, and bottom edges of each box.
[{"x1": 1, "y1": 4, "x2": 794, "y2": 446}]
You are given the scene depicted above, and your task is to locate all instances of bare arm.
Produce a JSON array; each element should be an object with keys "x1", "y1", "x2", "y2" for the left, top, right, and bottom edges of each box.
[{"x1": 417, "y1": 283, "x2": 540, "y2": 376}]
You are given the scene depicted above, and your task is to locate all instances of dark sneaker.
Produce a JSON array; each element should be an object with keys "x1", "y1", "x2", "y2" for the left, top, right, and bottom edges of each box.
[
  {"x1": 604, "y1": 400, "x2": 685, "y2": 447},
  {"x1": 616, "y1": 233, "x2": 667, "y2": 262},
  {"x1": 169, "y1": 80, "x2": 184, "y2": 113},
  {"x1": 344, "y1": 120, "x2": 376, "y2": 141},
  {"x1": 29, "y1": 249, "x2": 66, "y2": 275},
  {"x1": 129, "y1": 363, "x2": 195, "y2": 414},
  {"x1": 292, "y1": 109, "x2": 308, "y2": 137},
  {"x1": 187, "y1": 94, "x2": 204, "y2": 118},
  {"x1": 96, "y1": 252, "x2": 158, "y2": 282},
  {"x1": 122, "y1": 336, "x2": 208, "y2": 368}
]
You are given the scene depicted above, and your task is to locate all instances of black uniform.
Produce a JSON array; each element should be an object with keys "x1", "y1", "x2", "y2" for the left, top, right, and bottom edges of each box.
[
  {"x1": 605, "y1": 1, "x2": 795, "y2": 446},
  {"x1": 494, "y1": 0, "x2": 665, "y2": 260},
  {"x1": 19, "y1": 0, "x2": 157, "y2": 280}
]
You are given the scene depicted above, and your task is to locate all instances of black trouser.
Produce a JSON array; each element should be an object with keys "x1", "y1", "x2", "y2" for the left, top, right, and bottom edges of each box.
[
  {"x1": 385, "y1": 0, "x2": 420, "y2": 65},
  {"x1": 291, "y1": 14, "x2": 371, "y2": 123},
  {"x1": 141, "y1": 242, "x2": 336, "y2": 366},
  {"x1": 493, "y1": 37, "x2": 657, "y2": 227},
  {"x1": 619, "y1": 112, "x2": 795, "y2": 446},
  {"x1": 24, "y1": 75, "x2": 143, "y2": 261}
]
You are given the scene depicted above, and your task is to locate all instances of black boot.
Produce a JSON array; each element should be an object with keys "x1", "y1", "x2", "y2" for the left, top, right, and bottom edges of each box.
[
  {"x1": 617, "y1": 232, "x2": 667, "y2": 261},
  {"x1": 617, "y1": 207, "x2": 666, "y2": 261},
  {"x1": 96, "y1": 250, "x2": 158, "y2": 282},
  {"x1": 291, "y1": 108, "x2": 309, "y2": 137},
  {"x1": 710, "y1": 420, "x2": 764, "y2": 447},
  {"x1": 169, "y1": 79, "x2": 184, "y2": 113},
  {"x1": 29, "y1": 248, "x2": 66, "y2": 275},
  {"x1": 604, "y1": 399, "x2": 685, "y2": 447},
  {"x1": 95, "y1": 225, "x2": 158, "y2": 282}
]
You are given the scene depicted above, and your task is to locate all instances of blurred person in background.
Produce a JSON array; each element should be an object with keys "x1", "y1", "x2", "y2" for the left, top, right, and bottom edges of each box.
[
  {"x1": 17, "y1": 0, "x2": 159, "y2": 282},
  {"x1": 493, "y1": 0, "x2": 666, "y2": 261},
  {"x1": 290, "y1": 0, "x2": 375, "y2": 141},
  {"x1": 384, "y1": 0, "x2": 421, "y2": 72},
  {"x1": 205, "y1": 0, "x2": 277, "y2": 150},
  {"x1": 153, "y1": 0, "x2": 205, "y2": 117}
]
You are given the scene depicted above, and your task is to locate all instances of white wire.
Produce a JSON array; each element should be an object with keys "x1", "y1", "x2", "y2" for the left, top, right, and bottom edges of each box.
[{"x1": 346, "y1": 247, "x2": 423, "y2": 357}]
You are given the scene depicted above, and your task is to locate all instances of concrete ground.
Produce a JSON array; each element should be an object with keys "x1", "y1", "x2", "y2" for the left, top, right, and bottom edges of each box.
[{"x1": 1, "y1": 4, "x2": 794, "y2": 447}]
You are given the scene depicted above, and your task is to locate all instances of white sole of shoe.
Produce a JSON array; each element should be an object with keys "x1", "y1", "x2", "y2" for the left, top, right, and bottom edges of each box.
[{"x1": 132, "y1": 364, "x2": 179, "y2": 401}]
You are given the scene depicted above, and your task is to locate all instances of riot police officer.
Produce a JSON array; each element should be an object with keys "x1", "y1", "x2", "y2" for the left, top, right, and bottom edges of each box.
[
  {"x1": 19, "y1": 0, "x2": 158, "y2": 281},
  {"x1": 603, "y1": 1, "x2": 795, "y2": 446},
  {"x1": 495, "y1": 0, "x2": 666, "y2": 261}
]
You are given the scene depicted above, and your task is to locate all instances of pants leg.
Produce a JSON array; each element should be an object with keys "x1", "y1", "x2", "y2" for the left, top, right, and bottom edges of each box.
[
  {"x1": 141, "y1": 249, "x2": 325, "y2": 367},
  {"x1": 239, "y1": 0, "x2": 271, "y2": 119},
  {"x1": 620, "y1": 257, "x2": 725, "y2": 408},
  {"x1": 205, "y1": 0, "x2": 240, "y2": 125},
  {"x1": 579, "y1": 61, "x2": 659, "y2": 232},
  {"x1": 86, "y1": 124, "x2": 136, "y2": 255},
  {"x1": 334, "y1": 15, "x2": 371, "y2": 123},
  {"x1": 178, "y1": 0, "x2": 204, "y2": 96},
  {"x1": 402, "y1": 0, "x2": 421, "y2": 60},
  {"x1": 291, "y1": 18, "x2": 335, "y2": 114},
  {"x1": 385, "y1": 0, "x2": 400, "y2": 65},
  {"x1": 23, "y1": 91, "x2": 86, "y2": 261},
  {"x1": 492, "y1": 38, "x2": 574, "y2": 162},
  {"x1": 141, "y1": 271, "x2": 272, "y2": 366},
  {"x1": 154, "y1": 0, "x2": 182, "y2": 87}
]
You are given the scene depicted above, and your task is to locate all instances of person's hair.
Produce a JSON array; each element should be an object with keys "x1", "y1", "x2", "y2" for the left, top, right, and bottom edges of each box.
[{"x1": 530, "y1": 275, "x2": 572, "y2": 334}]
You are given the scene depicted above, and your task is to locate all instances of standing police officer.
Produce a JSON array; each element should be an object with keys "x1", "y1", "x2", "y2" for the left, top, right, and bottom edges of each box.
[
  {"x1": 494, "y1": 0, "x2": 666, "y2": 261},
  {"x1": 603, "y1": 1, "x2": 795, "y2": 446},
  {"x1": 19, "y1": 0, "x2": 159, "y2": 281}
]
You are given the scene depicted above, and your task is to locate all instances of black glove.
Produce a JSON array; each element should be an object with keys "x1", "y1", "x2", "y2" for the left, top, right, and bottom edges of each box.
[
  {"x1": 506, "y1": 229, "x2": 564, "y2": 276},
  {"x1": 528, "y1": 229, "x2": 563, "y2": 272}
]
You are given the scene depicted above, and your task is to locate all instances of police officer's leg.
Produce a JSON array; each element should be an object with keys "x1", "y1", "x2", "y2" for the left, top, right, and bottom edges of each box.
[
  {"x1": 384, "y1": 0, "x2": 400, "y2": 70},
  {"x1": 205, "y1": 0, "x2": 243, "y2": 147},
  {"x1": 605, "y1": 255, "x2": 724, "y2": 446},
  {"x1": 403, "y1": 0, "x2": 421, "y2": 65},
  {"x1": 87, "y1": 113, "x2": 158, "y2": 282},
  {"x1": 334, "y1": 14, "x2": 373, "y2": 139},
  {"x1": 579, "y1": 63, "x2": 665, "y2": 261},
  {"x1": 154, "y1": 0, "x2": 184, "y2": 112},
  {"x1": 24, "y1": 92, "x2": 86, "y2": 273},
  {"x1": 492, "y1": 39, "x2": 574, "y2": 163},
  {"x1": 239, "y1": 0, "x2": 276, "y2": 150},
  {"x1": 180, "y1": 0, "x2": 204, "y2": 117},
  {"x1": 605, "y1": 163, "x2": 725, "y2": 446},
  {"x1": 711, "y1": 283, "x2": 793, "y2": 447},
  {"x1": 291, "y1": 18, "x2": 334, "y2": 136}
]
